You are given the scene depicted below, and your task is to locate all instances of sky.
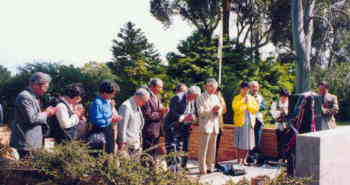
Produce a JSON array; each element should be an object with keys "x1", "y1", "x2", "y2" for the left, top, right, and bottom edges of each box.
[{"x1": 0, "y1": 0, "x2": 194, "y2": 73}]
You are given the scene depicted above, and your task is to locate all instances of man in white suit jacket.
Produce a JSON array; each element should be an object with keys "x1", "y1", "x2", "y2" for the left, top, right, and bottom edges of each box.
[{"x1": 196, "y1": 78, "x2": 223, "y2": 175}]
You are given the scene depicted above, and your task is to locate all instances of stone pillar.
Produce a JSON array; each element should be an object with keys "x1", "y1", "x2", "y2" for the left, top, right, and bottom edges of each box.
[{"x1": 296, "y1": 126, "x2": 350, "y2": 185}]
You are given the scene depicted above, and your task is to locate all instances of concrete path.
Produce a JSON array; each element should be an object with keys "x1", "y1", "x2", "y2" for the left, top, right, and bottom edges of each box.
[{"x1": 185, "y1": 160, "x2": 282, "y2": 185}]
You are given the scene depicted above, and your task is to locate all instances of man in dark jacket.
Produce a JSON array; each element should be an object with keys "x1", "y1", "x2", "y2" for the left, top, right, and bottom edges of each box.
[
  {"x1": 164, "y1": 85, "x2": 201, "y2": 169},
  {"x1": 10, "y1": 72, "x2": 57, "y2": 158},
  {"x1": 141, "y1": 78, "x2": 167, "y2": 158}
]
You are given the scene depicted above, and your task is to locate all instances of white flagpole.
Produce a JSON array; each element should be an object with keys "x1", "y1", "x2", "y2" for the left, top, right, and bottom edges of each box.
[{"x1": 218, "y1": 6, "x2": 224, "y2": 85}]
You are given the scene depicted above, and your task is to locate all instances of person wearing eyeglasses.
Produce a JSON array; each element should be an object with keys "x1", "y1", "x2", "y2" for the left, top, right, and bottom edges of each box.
[{"x1": 10, "y1": 72, "x2": 57, "y2": 158}]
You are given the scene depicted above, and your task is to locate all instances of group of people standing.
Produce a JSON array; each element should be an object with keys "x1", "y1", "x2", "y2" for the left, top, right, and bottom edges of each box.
[{"x1": 7, "y1": 71, "x2": 339, "y2": 176}]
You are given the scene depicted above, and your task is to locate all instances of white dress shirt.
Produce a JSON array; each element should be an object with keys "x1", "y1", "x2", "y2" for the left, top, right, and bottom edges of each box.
[{"x1": 270, "y1": 100, "x2": 288, "y2": 131}]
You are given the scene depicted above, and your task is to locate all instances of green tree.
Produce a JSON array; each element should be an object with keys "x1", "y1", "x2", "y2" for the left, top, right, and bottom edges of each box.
[
  {"x1": 167, "y1": 31, "x2": 295, "y2": 122},
  {"x1": 167, "y1": 31, "x2": 218, "y2": 84},
  {"x1": 80, "y1": 61, "x2": 120, "y2": 102},
  {"x1": 0, "y1": 65, "x2": 11, "y2": 87},
  {"x1": 272, "y1": 0, "x2": 350, "y2": 66},
  {"x1": 150, "y1": 0, "x2": 221, "y2": 41},
  {"x1": 230, "y1": 0, "x2": 274, "y2": 52},
  {"x1": 311, "y1": 63, "x2": 350, "y2": 120},
  {"x1": 0, "y1": 62, "x2": 120, "y2": 122},
  {"x1": 109, "y1": 21, "x2": 166, "y2": 101}
]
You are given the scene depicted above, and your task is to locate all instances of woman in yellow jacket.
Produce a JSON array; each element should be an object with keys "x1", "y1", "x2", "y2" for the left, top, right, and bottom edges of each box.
[{"x1": 232, "y1": 82, "x2": 259, "y2": 165}]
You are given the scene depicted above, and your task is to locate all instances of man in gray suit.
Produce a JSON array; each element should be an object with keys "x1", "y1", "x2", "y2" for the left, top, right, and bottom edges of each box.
[
  {"x1": 318, "y1": 81, "x2": 339, "y2": 130},
  {"x1": 10, "y1": 72, "x2": 57, "y2": 158},
  {"x1": 117, "y1": 88, "x2": 150, "y2": 156}
]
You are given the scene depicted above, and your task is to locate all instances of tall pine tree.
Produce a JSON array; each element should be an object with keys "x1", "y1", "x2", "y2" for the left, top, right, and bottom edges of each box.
[{"x1": 109, "y1": 22, "x2": 165, "y2": 100}]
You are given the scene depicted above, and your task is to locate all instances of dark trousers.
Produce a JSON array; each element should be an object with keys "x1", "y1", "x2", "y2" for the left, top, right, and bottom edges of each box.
[
  {"x1": 276, "y1": 129, "x2": 289, "y2": 159},
  {"x1": 91, "y1": 124, "x2": 115, "y2": 154},
  {"x1": 143, "y1": 135, "x2": 160, "y2": 158},
  {"x1": 55, "y1": 126, "x2": 77, "y2": 144},
  {"x1": 180, "y1": 126, "x2": 191, "y2": 167},
  {"x1": 18, "y1": 149, "x2": 31, "y2": 159},
  {"x1": 102, "y1": 125, "x2": 115, "y2": 154},
  {"x1": 254, "y1": 119, "x2": 264, "y2": 153},
  {"x1": 165, "y1": 125, "x2": 191, "y2": 167},
  {"x1": 65, "y1": 127, "x2": 77, "y2": 140}
]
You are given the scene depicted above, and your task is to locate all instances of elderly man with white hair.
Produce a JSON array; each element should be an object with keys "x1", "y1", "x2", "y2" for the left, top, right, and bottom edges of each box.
[
  {"x1": 196, "y1": 78, "x2": 223, "y2": 175},
  {"x1": 249, "y1": 81, "x2": 266, "y2": 164},
  {"x1": 164, "y1": 85, "x2": 201, "y2": 170},
  {"x1": 10, "y1": 72, "x2": 57, "y2": 158},
  {"x1": 117, "y1": 88, "x2": 150, "y2": 156}
]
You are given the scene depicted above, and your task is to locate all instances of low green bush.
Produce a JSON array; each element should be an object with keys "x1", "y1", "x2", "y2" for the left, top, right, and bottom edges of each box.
[
  {"x1": 224, "y1": 172, "x2": 312, "y2": 185},
  {"x1": 1, "y1": 141, "x2": 199, "y2": 185},
  {"x1": 0, "y1": 142, "x2": 313, "y2": 185}
]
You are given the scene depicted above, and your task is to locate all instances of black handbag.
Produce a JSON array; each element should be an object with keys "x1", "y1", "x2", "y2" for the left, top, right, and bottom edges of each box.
[
  {"x1": 215, "y1": 163, "x2": 246, "y2": 176},
  {"x1": 87, "y1": 132, "x2": 106, "y2": 149}
]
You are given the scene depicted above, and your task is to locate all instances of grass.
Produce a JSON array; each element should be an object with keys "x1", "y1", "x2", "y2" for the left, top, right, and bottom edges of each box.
[{"x1": 336, "y1": 121, "x2": 350, "y2": 126}]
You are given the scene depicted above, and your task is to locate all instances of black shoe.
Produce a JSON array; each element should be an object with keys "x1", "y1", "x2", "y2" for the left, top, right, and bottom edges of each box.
[
  {"x1": 207, "y1": 168, "x2": 217, "y2": 173},
  {"x1": 181, "y1": 157, "x2": 188, "y2": 169},
  {"x1": 232, "y1": 168, "x2": 246, "y2": 176}
]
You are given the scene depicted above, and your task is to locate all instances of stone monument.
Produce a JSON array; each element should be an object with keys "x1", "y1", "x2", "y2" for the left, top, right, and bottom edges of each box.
[{"x1": 296, "y1": 126, "x2": 350, "y2": 185}]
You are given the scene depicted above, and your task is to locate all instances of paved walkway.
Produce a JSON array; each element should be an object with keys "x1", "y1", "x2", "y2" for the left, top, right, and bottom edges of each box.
[{"x1": 185, "y1": 160, "x2": 282, "y2": 185}]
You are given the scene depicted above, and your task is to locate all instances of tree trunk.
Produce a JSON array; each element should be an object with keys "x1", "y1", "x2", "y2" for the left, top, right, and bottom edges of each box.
[{"x1": 291, "y1": 0, "x2": 315, "y2": 93}]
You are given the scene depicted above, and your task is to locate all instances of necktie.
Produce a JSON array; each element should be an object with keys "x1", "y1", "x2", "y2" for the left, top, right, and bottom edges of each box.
[{"x1": 137, "y1": 106, "x2": 144, "y2": 124}]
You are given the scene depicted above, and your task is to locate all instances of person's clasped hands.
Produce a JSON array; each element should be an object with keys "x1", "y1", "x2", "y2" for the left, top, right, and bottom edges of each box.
[
  {"x1": 112, "y1": 114, "x2": 123, "y2": 124},
  {"x1": 44, "y1": 106, "x2": 57, "y2": 117}
]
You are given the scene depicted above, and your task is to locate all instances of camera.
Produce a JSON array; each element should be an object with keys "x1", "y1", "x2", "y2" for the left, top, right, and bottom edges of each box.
[
  {"x1": 41, "y1": 93, "x2": 60, "y2": 138},
  {"x1": 42, "y1": 93, "x2": 60, "y2": 109}
]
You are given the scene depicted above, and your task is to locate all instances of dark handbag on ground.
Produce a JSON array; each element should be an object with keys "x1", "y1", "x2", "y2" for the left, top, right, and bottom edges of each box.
[
  {"x1": 87, "y1": 131, "x2": 106, "y2": 150},
  {"x1": 215, "y1": 163, "x2": 246, "y2": 176}
]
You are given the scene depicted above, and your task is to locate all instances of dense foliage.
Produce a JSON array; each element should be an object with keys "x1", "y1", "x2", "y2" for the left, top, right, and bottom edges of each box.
[
  {"x1": 0, "y1": 8, "x2": 349, "y2": 122},
  {"x1": 108, "y1": 21, "x2": 167, "y2": 103},
  {"x1": 150, "y1": 0, "x2": 221, "y2": 40},
  {"x1": 0, "y1": 62, "x2": 118, "y2": 122},
  {"x1": 311, "y1": 63, "x2": 350, "y2": 120},
  {"x1": 167, "y1": 32, "x2": 295, "y2": 122},
  {"x1": 0, "y1": 141, "x2": 200, "y2": 185},
  {"x1": 0, "y1": 142, "x2": 312, "y2": 185}
]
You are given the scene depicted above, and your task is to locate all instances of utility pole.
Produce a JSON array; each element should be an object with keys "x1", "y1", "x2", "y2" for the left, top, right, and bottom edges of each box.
[{"x1": 218, "y1": 4, "x2": 224, "y2": 85}]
